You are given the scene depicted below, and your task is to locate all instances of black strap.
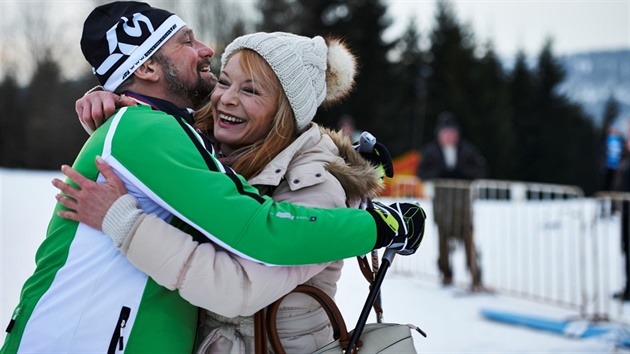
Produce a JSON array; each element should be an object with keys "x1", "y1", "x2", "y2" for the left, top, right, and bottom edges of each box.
[{"x1": 173, "y1": 116, "x2": 265, "y2": 204}]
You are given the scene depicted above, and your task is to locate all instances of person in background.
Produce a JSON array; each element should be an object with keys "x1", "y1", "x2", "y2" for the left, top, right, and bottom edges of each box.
[
  {"x1": 613, "y1": 125, "x2": 630, "y2": 301},
  {"x1": 601, "y1": 124, "x2": 626, "y2": 191},
  {"x1": 417, "y1": 111, "x2": 487, "y2": 290},
  {"x1": 1, "y1": 2, "x2": 424, "y2": 353},
  {"x1": 337, "y1": 114, "x2": 362, "y2": 143}
]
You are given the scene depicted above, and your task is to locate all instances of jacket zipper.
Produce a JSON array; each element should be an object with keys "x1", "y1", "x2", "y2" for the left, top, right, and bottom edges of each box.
[
  {"x1": 108, "y1": 306, "x2": 131, "y2": 354},
  {"x1": 5, "y1": 304, "x2": 23, "y2": 333}
]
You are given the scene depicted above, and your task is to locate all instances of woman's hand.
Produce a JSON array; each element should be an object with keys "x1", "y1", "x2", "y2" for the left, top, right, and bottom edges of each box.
[
  {"x1": 52, "y1": 156, "x2": 128, "y2": 230},
  {"x1": 75, "y1": 91, "x2": 137, "y2": 134}
]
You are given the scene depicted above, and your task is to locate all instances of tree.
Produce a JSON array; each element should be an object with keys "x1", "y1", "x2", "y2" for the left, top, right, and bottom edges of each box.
[
  {"x1": 0, "y1": 72, "x2": 26, "y2": 167},
  {"x1": 390, "y1": 16, "x2": 430, "y2": 151},
  {"x1": 512, "y1": 40, "x2": 598, "y2": 193},
  {"x1": 469, "y1": 47, "x2": 515, "y2": 179},
  {"x1": 20, "y1": 53, "x2": 93, "y2": 169},
  {"x1": 424, "y1": 1, "x2": 477, "y2": 143},
  {"x1": 7, "y1": 2, "x2": 69, "y2": 83},
  {"x1": 509, "y1": 52, "x2": 539, "y2": 182}
]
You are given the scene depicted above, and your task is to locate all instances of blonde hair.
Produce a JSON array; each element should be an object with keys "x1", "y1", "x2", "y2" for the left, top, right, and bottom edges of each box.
[{"x1": 194, "y1": 49, "x2": 298, "y2": 180}]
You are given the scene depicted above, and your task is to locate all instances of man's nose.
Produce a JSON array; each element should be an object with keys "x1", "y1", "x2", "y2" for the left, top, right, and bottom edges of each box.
[{"x1": 198, "y1": 42, "x2": 215, "y2": 59}]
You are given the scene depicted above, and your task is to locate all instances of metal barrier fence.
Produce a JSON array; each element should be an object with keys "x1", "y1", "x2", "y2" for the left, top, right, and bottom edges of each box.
[{"x1": 385, "y1": 178, "x2": 629, "y2": 324}]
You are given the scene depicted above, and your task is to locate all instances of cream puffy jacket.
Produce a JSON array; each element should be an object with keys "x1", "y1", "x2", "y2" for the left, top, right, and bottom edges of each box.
[{"x1": 114, "y1": 123, "x2": 383, "y2": 353}]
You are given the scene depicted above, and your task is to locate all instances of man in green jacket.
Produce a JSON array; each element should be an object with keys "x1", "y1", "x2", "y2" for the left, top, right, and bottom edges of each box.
[{"x1": 2, "y1": 2, "x2": 425, "y2": 353}]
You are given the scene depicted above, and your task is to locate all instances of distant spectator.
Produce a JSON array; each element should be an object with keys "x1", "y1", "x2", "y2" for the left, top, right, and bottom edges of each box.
[
  {"x1": 613, "y1": 127, "x2": 630, "y2": 301},
  {"x1": 601, "y1": 124, "x2": 626, "y2": 191},
  {"x1": 417, "y1": 112, "x2": 487, "y2": 290},
  {"x1": 417, "y1": 112, "x2": 487, "y2": 181},
  {"x1": 337, "y1": 114, "x2": 362, "y2": 143}
]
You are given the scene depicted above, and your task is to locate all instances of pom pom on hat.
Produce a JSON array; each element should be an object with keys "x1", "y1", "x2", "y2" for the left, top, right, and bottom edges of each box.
[
  {"x1": 81, "y1": 1, "x2": 186, "y2": 92},
  {"x1": 324, "y1": 38, "x2": 357, "y2": 106},
  {"x1": 222, "y1": 32, "x2": 357, "y2": 131}
]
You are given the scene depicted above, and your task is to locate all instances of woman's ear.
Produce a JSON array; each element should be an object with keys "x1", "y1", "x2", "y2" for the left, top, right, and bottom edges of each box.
[{"x1": 133, "y1": 59, "x2": 160, "y2": 83}]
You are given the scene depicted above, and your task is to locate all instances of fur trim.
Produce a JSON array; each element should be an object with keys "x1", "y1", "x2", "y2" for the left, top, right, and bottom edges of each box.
[
  {"x1": 320, "y1": 127, "x2": 384, "y2": 204},
  {"x1": 324, "y1": 38, "x2": 357, "y2": 106}
]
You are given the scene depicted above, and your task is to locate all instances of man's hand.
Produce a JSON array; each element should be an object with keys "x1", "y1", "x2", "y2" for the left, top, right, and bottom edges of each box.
[
  {"x1": 367, "y1": 201, "x2": 426, "y2": 255},
  {"x1": 75, "y1": 91, "x2": 137, "y2": 134},
  {"x1": 52, "y1": 156, "x2": 128, "y2": 230},
  {"x1": 388, "y1": 202, "x2": 426, "y2": 255}
]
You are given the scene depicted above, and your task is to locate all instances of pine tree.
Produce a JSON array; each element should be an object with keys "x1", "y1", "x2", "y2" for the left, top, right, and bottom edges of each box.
[
  {"x1": 424, "y1": 1, "x2": 477, "y2": 144},
  {"x1": 509, "y1": 52, "x2": 539, "y2": 182},
  {"x1": 390, "y1": 16, "x2": 428, "y2": 152},
  {"x1": 0, "y1": 73, "x2": 26, "y2": 167},
  {"x1": 470, "y1": 46, "x2": 514, "y2": 179},
  {"x1": 522, "y1": 40, "x2": 598, "y2": 192},
  {"x1": 23, "y1": 55, "x2": 90, "y2": 169}
]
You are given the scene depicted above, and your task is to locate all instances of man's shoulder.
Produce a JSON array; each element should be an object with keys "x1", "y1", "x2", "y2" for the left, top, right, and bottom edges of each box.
[
  {"x1": 113, "y1": 106, "x2": 181, "y2": 129},
  {"x1": 117, "y1": 105, "x2": 172, "y2": 119}
]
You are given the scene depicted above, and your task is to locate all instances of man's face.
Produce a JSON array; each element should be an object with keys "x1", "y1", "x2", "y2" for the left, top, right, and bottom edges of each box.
[{"x1": 154, "y1": 26, "x2": 217, "y2": 109}]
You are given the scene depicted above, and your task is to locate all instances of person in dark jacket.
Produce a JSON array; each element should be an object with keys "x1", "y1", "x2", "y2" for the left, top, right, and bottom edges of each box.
[
  {"x1": 613, "y1": 135, "x2": 630, "y2": 301},
  {"x1": 417, "y1": 112, "x2": 487, "y2": 289}
]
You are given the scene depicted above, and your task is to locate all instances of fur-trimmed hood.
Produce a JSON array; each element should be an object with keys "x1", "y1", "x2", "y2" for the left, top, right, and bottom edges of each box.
[
  {"x1": 247, "y1": 124, "x2": 385, "y2": 205},
  {"x1": 319, "y1": 126, "x2": 384, "y2": 204}
]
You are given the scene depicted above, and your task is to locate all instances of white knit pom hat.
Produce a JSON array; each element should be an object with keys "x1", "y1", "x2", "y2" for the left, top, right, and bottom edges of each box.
[{"x1": 222, "y1": 32, "x2": 356, "y2": 131}]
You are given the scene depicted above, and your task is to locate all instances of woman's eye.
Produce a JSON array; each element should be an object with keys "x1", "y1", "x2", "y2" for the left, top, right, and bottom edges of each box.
[
  {"x1": 217, "y1": 80, "x2": 230, "y2": 87},
  {"x1": 242, "y1": 87, "x2": 257, "y2": 94}
]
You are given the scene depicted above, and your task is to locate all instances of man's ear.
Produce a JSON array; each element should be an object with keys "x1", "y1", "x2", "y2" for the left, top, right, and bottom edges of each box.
[{"x1": 133, "y1": 59, "x2": 160, "y2": 83}]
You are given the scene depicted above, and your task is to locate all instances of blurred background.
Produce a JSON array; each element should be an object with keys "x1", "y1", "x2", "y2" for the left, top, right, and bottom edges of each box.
[
  {"x1": 2, "y1": 1, "x2": 630, "y2": 349},
  {"x1": 1, "y1": 0, "x2": 628, "y2": 196}
]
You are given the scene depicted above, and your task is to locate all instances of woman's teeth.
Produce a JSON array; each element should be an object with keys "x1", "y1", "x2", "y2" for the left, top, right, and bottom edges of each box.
[{"x1": 220, "y1": 114, "x2": 245, "y2": 123}]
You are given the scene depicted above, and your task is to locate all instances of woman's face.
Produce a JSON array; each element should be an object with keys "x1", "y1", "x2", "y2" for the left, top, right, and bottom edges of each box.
[{"x1": 211, "y1": 52, "x2": 278, "y2": 154}]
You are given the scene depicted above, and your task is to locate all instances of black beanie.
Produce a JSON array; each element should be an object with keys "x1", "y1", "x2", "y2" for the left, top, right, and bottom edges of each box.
[
  {"x1": 81, "y1": 1, "x2": 186, "y2": 92},
  {"x1": 435, "y1": 111, "x2": 460, "y2": 135}
]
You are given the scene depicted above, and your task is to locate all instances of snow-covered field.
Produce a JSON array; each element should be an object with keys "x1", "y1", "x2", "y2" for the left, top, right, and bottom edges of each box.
[{"x1": 1, "y1": 168, "x2": 629, "y2": 352}]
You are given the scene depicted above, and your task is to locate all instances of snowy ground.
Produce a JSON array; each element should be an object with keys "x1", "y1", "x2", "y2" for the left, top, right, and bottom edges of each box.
[{"x1": 1, "y1": 168, "x2": 629, "y2": 352}]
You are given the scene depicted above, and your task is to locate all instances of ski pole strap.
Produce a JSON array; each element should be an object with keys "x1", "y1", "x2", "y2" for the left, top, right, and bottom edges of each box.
[
  {"x1": 356, "y1": 255, "x2": 374, "y2": 284},
  {"x1": 356, "y1": 254, "x2": 384, "y2": 321}
]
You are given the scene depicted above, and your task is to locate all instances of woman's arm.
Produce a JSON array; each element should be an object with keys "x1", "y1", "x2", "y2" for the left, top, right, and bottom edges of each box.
[
  {"x1": 54, "y1": 158, "x2": 327, "y2": 316},
  {"x1": 124, "y1": 213, "x2": 326, "y2": 317}
]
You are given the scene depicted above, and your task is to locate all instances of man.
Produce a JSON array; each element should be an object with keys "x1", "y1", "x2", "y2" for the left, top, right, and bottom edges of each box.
[
  {"x1": 1, "y1": 2, "x2": 425, "y2": 352},
  {"x1": 417, "y1": 112, "x2": 487, "y2": 289}
]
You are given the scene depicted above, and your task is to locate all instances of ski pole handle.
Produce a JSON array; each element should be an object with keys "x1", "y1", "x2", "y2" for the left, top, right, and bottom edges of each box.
[
  {"x1": 355, "y1": 131, "x2": 376, "y2": 153},
  {"x1": 382, "y1": 247, "x2": 396, "y2": 265}
]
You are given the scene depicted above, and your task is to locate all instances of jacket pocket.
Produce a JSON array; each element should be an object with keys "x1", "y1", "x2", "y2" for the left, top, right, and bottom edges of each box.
[{"x1": 108, "y1": 306, "x2": 131, "y2": 354}]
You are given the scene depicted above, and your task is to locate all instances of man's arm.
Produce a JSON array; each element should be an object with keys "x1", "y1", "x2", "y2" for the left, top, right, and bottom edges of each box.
[{"x1": 64, "y1": 106, "x2": 424, "y2": 266}]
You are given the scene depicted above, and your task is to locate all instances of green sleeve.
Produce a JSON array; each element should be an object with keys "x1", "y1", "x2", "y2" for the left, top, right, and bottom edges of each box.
[{"x1": 107, "y1": 107, "x2": 377, "y2": 265}]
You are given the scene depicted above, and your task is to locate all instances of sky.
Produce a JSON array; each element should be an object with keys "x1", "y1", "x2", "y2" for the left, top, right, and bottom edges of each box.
[
  {"x1": 385, "y1": 0, "x2": 630, "y2": 57},
  {"x1": 2, "y1": 168, "x2": 629, "y2": 352}
]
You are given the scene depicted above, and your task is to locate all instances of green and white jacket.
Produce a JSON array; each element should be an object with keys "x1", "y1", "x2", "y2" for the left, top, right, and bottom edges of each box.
[{"x1": 1, "y1": 96, "x2": 378, "y2": 353}]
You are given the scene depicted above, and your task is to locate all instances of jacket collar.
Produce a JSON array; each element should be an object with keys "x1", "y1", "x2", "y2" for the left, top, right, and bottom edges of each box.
[
  {"x1": 248, "y1": 123, "x2": 326, "y2": 186},
  {"x1": 123, "y1": 92, "x2": 195, "y2": 126}
]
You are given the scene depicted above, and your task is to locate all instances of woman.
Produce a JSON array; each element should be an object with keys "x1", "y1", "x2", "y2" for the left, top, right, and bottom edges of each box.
[{"x1": 58, "y1": 32, "x2": 385, "y2": 353}]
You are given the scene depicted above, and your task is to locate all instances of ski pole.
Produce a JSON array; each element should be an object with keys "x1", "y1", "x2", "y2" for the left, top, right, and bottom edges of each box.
[{"x1": 345, "y1": 247, "x2": 396, "y2": 353}]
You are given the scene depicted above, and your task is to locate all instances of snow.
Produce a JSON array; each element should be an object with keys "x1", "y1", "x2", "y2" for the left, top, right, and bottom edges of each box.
[{"x1": 1, "y1": 168, "x2": 629, "y2": 352}]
